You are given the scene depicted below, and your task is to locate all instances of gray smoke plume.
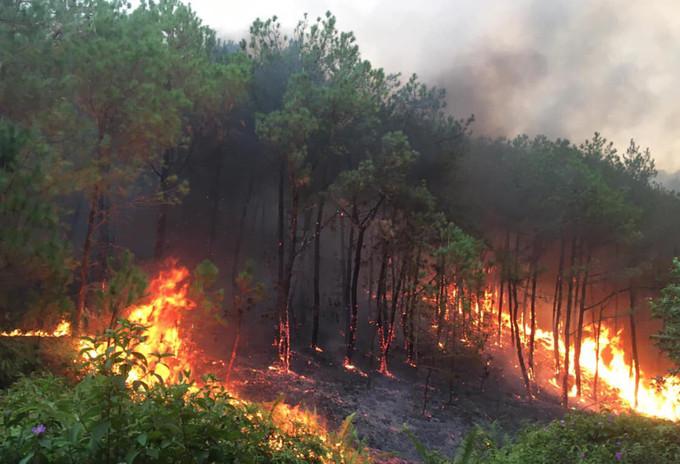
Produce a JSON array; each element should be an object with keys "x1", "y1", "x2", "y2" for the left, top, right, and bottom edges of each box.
[{"x1": 199, "y1": 0, "x2": 680, "y2": 170}]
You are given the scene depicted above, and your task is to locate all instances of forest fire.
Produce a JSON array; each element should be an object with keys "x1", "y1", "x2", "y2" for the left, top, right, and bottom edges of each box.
[
  {"x1": 492, "y1": 298, "x2": 680, "y2": 420},
  {"x1": 74, "y1": 262, "x2": 341, "y2": 455}
]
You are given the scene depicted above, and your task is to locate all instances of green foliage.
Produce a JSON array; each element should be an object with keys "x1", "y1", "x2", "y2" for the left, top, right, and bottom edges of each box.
[
  {"x1": 0, "y1": 339, "x2": 43, "y2": 389},
  {"x1": 490, "y1": 412, "x2": 680, "y2": 464},
  {"x1": 651, "y1": 258, "x2": 680, "y2": 371},
  {"x1": 189, "y1": 259, "x2": 225, "y2": 322},
  {"x1": 0, "y1": 119, "x2": 73, "y2": 327},
  {"x1": 233, "y1": 261, "x2": 266, "y2": 315},
  {"x1": 412, "y1": 413, "x2": 680, "y2": 464},
  {"x1": 1, "y1": 321, "x2": 363, "y2": 463},
  {"x1": 94, "y1": 251, "x2": 148, "y2": 328}
]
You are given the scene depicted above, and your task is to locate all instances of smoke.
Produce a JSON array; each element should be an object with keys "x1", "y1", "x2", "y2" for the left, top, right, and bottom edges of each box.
[
  {"x1": 192, "y1": 0, "x2": 680, "y2": 170},
  {"x1": 425, "y1": 0, "x2": 678, "y2": 169}
]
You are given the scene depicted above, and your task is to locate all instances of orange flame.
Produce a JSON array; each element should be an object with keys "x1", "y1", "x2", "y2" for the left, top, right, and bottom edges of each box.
[
  {"x1": 489, "y1": 292, "x2": 680, "y2": 420},
  {"x1": 0, "y1": 319, "x2": 71, "y2": 337}
]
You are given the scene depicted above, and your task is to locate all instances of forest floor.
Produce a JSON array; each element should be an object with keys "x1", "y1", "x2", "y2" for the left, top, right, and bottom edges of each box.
[{"x1": 230, "y1": 345, "x2": 565, "y2": 463}]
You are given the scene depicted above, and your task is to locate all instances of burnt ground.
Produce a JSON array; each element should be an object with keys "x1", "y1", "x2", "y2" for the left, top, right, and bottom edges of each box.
[{"x1": 229, "y1": 344, "x2": 566, "y2": 463}]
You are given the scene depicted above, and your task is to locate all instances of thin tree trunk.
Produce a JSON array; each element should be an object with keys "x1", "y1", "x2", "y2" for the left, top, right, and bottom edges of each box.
[
  {"x1": 561, "y1": 236, "x2": 578, "y2": 407},
  {"x1": 593, "y1": 305, "x2": 604, "y2": 401},
  {"x1": 154, "y1": 150, "x2": 171, "y2": 259},
  {"x1": 552, "y1": 237, "x2": 565, "y2": 373},
  {"x1": 345, "y1": 224, "x2": 366, "y2": 364},
  {"x1": 405, "y1": 247, "x2": 421, "y2": 364},
  {"x1": 574, "y1": 250, "x2": 591, "y2": 397},
  {"x1": 311, "y1": 197, "x2": 325, "y2": 349},
  {"x1": 528, "y1": 261, "x2": 538, "y2": 373},
  {"x1": 380, "y1": 254, "x2": 407, "y2": 374},
  {"x1": 512, "y1": 278, "x2": 532, "y2": 398},
  {"x1": 275, "y1": 157, "x2": 287, "y2": 367},
  {"x1": 344, "y1": 222, "x2": 354, "y2": 344},
  {"x1": 629, "y1": 285, "x2": 640, "y2": 408},
  {"x1": 232, "y1": 178, "x2": 254, "y2": 288},
  {"x1": 511, "y1": 235, "x2": 531, "y2": 398},
  {"x1": 376, "y1": 247, "x2": 388, "y2": 372},
  {"x1": 226, "y1": 304, "x2": 242, "y2": 383},
  {"x1": 207, "y1": 148, "x2": 223, "y2": 259},
  {"x1": 75, "y1": 185, "x2": 100, "y2": 335}
]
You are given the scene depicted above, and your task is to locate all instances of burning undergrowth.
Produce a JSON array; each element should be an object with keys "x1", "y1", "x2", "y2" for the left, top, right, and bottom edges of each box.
[
  {"x1": 0, "y1": 260, "x2": 366, "y2": 464},
  {"x1": 4, "y1": 258, "x2": 680, "y2": 462}
]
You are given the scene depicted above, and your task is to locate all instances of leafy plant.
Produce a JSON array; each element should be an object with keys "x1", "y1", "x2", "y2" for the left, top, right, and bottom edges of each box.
[{"x1": 0, "y1": 320, "x2": 366, "y2": 463}]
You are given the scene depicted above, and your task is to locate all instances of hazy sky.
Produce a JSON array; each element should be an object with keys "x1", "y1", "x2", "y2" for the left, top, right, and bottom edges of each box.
[{"x1": 184, "y1": 0, "x2": 680, "y2": 171}]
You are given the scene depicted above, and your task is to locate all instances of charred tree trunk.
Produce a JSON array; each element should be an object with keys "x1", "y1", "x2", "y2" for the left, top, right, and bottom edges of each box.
[
  {"x1": 311, "y1": 197, "x2": 325, "y2": 350},
  {"x1": 207, "y1": 148, "x2": 224, "y2": 259},
  {"x1": 75, "y1": 185, "x2": 100, "y2": 335},
  {"x1": 226, "y1": 301, "x2": 243, "y2": 384},
  {"x1": 376, "y1": 248, "x2": 388, "y2": 372},
  {"x1": 497, "y1": 277, "x2": 505, "y2": 344},
  {"x1": 510, "y1": 234, "x2": 531, "y2": 398},
  {"x1": 552, "y1": 237, "x2": 565, "y2": 373},
  {"x1": 380, "y1": 254, "x2": 406, "y2": 374},
  {"x1": 154, "y1": 149, "x2": 171, "y2": 259},
  {"x1": 344, "y1": 221, "x2": 354, "y2": 344},
  {"x1": 275, "y1": 157, "x2": 288, "y2": 369},
  {"x1": 497, "y1": 230, "x2": 510, "y2": 344},
  {"x1": 405, "y1": 247, "x2": 421, "y2": 364},
  {"x1": 574, "y1": 250, "x2": 591, "y2": 397},
  {"x1": 528, "y1": 261, "x2": 538, "y2": 373},
  {"x1": 593, "y1": 305, "x2": 605, "y2": 401},
  {"x1": 511, "y1": 278, "x2": 532, "y2": 398},
  {"x1": 231, "y1": 178, "x2": 254, "y2": 291},
  {"x1": 629, "y1": 285, "x2": 640, "y2": 408},
  {"x1": 345, "y1": 223, "x2": 366, "y2": 364},
  {"x1": 561, "y1": 237, "x2": 578, "y2": 407}
]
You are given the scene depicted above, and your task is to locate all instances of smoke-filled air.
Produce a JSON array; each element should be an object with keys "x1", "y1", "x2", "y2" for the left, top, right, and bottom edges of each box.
[{"x1": 3, "y1": 1, "x2": 680, "y2": 463}]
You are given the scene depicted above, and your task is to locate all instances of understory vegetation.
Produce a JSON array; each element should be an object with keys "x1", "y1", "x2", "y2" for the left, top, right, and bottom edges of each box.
[
  {"x1": 0, "y1": 323, "x2": 363, "y2": 464},
  {"x1": 414, "y1": 413, "x2": 680, "y2": 464}
]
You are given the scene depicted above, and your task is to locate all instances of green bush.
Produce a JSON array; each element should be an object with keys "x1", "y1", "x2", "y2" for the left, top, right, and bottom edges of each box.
[
  {"x1": 491, "y1": 412, "x2": 680, "y2": 464},
  {"x1": 414, "y1": 412, "x2": 680, "y2": 464},
  {"x1": 0, "y1": 321, "x2": 364, "y2": 464}
]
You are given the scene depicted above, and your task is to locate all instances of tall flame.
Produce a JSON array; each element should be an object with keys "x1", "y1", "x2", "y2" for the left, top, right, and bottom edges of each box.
[{"x1": 487, "y1": 290, "x2": 680, "y2": 420}]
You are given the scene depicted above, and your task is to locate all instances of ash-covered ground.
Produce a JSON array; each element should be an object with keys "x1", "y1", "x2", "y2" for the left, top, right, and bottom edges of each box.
[{"x1": 229, "y1": 345, "x2": 565, "y2": 463}]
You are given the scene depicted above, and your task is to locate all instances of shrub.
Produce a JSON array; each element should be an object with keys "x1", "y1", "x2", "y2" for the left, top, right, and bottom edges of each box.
[
  {"x1": 412, "y1": 412, "x2": 680, "y2": 464},
  {"x1": 0, "y1": 321, "x2": 364, "y2": 464}
]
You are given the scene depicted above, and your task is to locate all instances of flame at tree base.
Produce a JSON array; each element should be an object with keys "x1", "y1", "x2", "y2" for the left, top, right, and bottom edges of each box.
[{"x1": 1, "y1": 261, "x2": 351, "y2": 461}]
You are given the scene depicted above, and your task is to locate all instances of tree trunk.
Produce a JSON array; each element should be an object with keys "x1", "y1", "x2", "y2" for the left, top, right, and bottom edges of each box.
[
  {"x1": 528, "y1": 261, "x2": 538, "y2": 373},
  {"x1": 75, "y1": 185, "x2": 100, "y2": 335},
  {"x1": 629, "y1": 285, "x2": 640, "y2": 408},
  {"x1": 574, "y1": 251, "x2": 591, "y2": 397},
  {"x1": 380, "y1": 253, "x2": 406, "y2": 374},
  {"x1": 561, "y1": 236, "x2": 578, "y2": 407},
  {"x1": 511, "y1": 278, "x2": 532, "y2": 397},
  {"x1": 552, "y1": 237, "x2": 565, "y2": 373},
  {"x1": 207, "y1": 148, "x2": 224, "y2": 259},
  {"x1": 593, "y1": 305, "x2": 604, "y2": 401},
  {"x1": 231, "y1": 178, "x2": 254, "y2": 292},
  {"x1": 344, "y1": 221, "x2": 354, "y2": 344},
  {"x1": 311, "y1": 197, "x2": 325, "y2": 350},
  {"x1": 154, "y1": 150, "x2": 171, "y2": 259},
  {"x1": 345, "y1": 224, "x2": 366, "y2": 364},
  {"x1": 226, "y1": 302, "x2": 243, "y2": 383},
  {"x1": 375, "y1": 247, "x2": 388, "y2": 372},
  {"x1": 275, "y1": 157, "x2": 287, "y2": 368},
  {"x1": 497, "y1": 230, "x2": 510, "y2": 344}
]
